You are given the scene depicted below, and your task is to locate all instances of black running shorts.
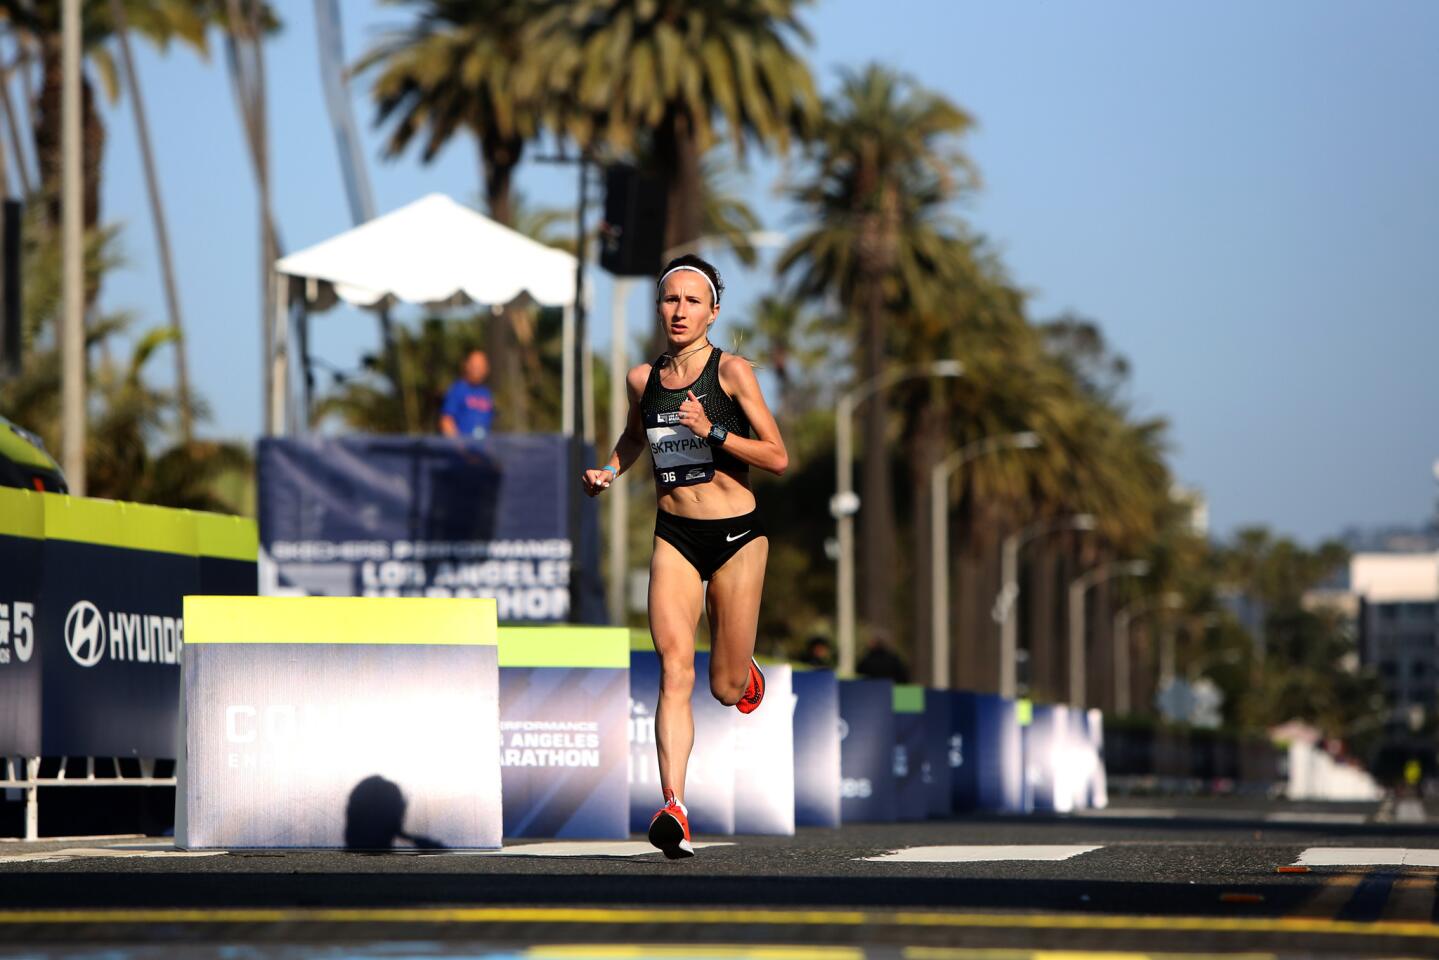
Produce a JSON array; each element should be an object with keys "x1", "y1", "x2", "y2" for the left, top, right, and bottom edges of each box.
[{"x1": 654, "y1": 509, "x2": 765, "y2": 581}]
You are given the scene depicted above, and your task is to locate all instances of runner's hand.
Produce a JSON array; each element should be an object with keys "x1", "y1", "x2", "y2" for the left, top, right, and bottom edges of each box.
[
  {"x1": 680, "y1": 390, "x2": 712, "y2": 436},
  {"x1": 581, "y1": 468, "x2": 613, "y2": 497}
]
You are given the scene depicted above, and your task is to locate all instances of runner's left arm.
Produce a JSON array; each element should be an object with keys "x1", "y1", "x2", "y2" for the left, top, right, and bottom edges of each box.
[{"x1": 706, "y1": 357, "x2": 788, "y2": 476}]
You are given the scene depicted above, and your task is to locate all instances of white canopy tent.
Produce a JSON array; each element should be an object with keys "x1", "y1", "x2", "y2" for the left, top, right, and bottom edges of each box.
[{"x1": 269, "y1": 193, "x2": 583, "y2": 436}]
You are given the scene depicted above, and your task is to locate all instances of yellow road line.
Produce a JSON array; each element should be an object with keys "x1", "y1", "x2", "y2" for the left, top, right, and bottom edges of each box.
[{"x1": 0, "y1": 906, "x2": 1434, "y2": 940}]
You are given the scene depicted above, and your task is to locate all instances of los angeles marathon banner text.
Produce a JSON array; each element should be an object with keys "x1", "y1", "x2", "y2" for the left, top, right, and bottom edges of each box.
[{"x1": 258, "y1": 435, "x2": 606, "y2": 623}]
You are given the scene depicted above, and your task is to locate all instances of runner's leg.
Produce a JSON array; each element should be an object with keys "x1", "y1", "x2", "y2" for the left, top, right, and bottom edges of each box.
[
  {"x1": 649, "y1": 536, "x2": 705, "y2": 802},
  {"x1": 705, "y1": 536, "x2": 769, "y2": 705}
]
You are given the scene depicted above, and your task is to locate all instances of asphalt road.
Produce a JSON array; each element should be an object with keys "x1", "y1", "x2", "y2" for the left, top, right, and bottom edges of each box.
[{"x1": 2, "y1": 795, "x2": 1438, "y2": 958}]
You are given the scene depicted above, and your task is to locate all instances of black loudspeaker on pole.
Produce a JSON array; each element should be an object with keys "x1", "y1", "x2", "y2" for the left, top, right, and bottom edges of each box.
[
  {"x1": 0, "y1": 199, "x2": 20, "y2": 378},
  {"x1": 600, "y1": 165, "x2": 667, "y2": 277}
]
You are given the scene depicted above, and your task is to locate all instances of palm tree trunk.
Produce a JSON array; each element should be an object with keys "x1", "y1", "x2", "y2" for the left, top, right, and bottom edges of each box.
[
  {"x1": 1026, "y1": 538, "x2": 1057, "y2": 701},
  {"x1": 658, "y1": 109, "x2": 703, "y2": 257},
  {"x1": 1092, "y1": 569, "x2": 1112, "y2": 712},
  {"x1": 858, "y1": 277, "x2": 895, "y2": 641},
  {"x1": 224, "y1": 0, "x2": 283, "y2": 431},
  {"x1": 909, "y1": 397, "x2": 936, "y2": 684},
  {"x1": 111, "y1": 0, "x2": 191, "y2": 444},
  {"x1": 0, "y1": 58, "x2": 36, "y2": 199},
  {"x1": 35, "y1": 32, "x2": 103, "y2": 233},
  {"x1": 476, "y1": 141, "x2": 530, "y2": 433}
]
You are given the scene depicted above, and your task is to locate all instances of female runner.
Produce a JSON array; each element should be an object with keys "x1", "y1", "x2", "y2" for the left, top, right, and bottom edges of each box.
[{"x1": 581, "y1": 253, "x2": 788, "y2": 858}]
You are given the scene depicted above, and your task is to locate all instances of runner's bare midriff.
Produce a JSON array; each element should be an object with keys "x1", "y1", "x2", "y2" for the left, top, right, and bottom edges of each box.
[
  {"x1": 656, "y1": 466, "x2": 755, "y2": 519},
  {"x1": 651, "y1": 355, "x2": 756, "y2": 520}
]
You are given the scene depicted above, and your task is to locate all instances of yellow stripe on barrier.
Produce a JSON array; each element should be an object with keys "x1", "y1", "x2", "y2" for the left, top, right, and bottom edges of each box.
[
  {"x1": 0, "y1": 906, "x2": 1434, "y2": 940},
  {"x1": 0, "y1": 486, "x2": 42, "y2": 539},
  {"x1": 183, "y1": 595, "x2": 497, "y2": 646},
  {"x1": 194, "y1": 512, "x2": 258, "y2": 562},
  {"x1": 42, "y1": 494, "x2": 196, "y2": 556}
]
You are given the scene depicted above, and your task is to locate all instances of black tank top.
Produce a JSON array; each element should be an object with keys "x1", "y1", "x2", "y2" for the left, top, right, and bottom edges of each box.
[{"x1": 640, "y1": 346, "x2": 752, "y2": 489}]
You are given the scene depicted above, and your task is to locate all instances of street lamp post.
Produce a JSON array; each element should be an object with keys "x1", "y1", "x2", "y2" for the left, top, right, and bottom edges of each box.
[
  {"x1": 1112, "y1": 592, "x2": 1182, "y2": 715},
  {"x1": 834, "y1": 359, "x2": 964, "y2": 676},
  {"x1": 929, "y1": 431, "x2": 1041, "y2": 690},
  {"x1": 992, "y1": 514, "x2": 1096, "y2": 699},
  {"x1": 1067, "y1": 559, "x2": 1148, "y2": 708}
]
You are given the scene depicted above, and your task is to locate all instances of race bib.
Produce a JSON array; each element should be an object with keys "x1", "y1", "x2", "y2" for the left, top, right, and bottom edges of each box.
[{"x1": 646, "y1": 410, "x2": 714, "y2": 488}]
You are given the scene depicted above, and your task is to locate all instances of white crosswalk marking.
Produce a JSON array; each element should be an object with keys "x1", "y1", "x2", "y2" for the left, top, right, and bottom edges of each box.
[
  {"x1": 860, "y1": 845, "x2": 1102, "y2": 863},
  {"x1": 0, "y1": 846, "x2": 223, "y2": 865},
  {"x1": 1295, "y1": 847, "x2": 1439, "y2": 867}
]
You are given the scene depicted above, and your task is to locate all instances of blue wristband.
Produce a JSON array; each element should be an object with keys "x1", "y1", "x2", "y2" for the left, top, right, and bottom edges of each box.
[{"x1": 602, "y1": 465, "x2": 618, "y2": 477}]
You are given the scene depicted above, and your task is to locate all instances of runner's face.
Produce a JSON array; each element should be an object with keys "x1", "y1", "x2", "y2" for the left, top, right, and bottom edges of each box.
[{"x1": 657, "y1": 272, "x2": 717, "y2": 352}]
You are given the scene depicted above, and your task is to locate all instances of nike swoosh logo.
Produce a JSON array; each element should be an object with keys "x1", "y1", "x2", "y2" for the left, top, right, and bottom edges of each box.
[{"x1": 726, "y1": 530, "x2": 751, "y2": 542}]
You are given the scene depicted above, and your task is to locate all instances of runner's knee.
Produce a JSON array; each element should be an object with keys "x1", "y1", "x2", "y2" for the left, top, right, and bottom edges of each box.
[
  {"x1": 710, "y1": 675, "x2": 744, "y2": 706},
  {"x1": 658, "y1": 654, "x2": 695, "y2": 697}
]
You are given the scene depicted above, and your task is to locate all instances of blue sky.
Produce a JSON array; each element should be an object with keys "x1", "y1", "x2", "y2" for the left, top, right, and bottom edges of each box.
[{"x1": 87, "y1": 0, "x2": 1438, "y2": 542}]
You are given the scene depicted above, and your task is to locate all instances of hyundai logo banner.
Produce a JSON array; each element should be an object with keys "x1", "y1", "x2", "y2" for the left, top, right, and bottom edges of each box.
[
  {"x1": 0, "y1": 488, "x2": 42, "y2": 756},
  {"x1": 733, "y1": 663, "x2": 795, "y2": 836},
  {"x1": 176, "y1": 597, "x2": 502, "y2": 851},
  {"x1": 838, "y1": 678, "x2": 897, "y2": 823},
  {"x1": 791, "y1": 669, "x2": 840, "y2": 828},
  {"x1": 628, "y1": 649, "x2": 736, "y2": 835},
  {"x1": 39, "y1": 495, "x2": 201, "y2": 758},
  {"x1": 498, "y1": 626, "x2": 629, "y2": 839},
  {"x1": 257, "y1": 436, "x2": 605, "y2": 624}
]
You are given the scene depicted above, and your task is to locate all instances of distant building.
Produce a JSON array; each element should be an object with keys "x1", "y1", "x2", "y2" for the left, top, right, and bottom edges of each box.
[{"x1": 1350, "y1": 552, "x2": 1439, "y2": 762}]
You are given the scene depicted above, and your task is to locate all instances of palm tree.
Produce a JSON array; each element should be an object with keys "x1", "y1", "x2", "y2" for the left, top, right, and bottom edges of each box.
[
  {"x1": 779, "y1": 63, "x2": 976, "y2": 647},
  {"x1": 360, "y1": 0, "x2": 546, "y2": 228},
  {"x1": 0, "y1": 2, "x2": 209, "y2": 229},
  {"x1": 531, "y1": 0, "x2": 818, "y2": 259},
  {"x1": 108, "y1": 0, "x2": 193, "y2": 442}
]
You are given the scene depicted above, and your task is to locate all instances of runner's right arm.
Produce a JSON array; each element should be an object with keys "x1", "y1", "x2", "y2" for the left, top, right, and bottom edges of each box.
[{"x1": 581, "y1": 364, "x2": 651, "y2": 496}]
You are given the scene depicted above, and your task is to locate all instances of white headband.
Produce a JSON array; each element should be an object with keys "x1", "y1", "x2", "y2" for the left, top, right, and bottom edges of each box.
[{"x1": 657, "y1": 265, "x2": 719, "y2": 306}]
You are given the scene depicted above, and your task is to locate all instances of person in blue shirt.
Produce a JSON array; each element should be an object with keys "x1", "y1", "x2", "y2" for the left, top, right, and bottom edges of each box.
[{"x1": 439, "y1": 348, "x2": 496, "y2": 439}]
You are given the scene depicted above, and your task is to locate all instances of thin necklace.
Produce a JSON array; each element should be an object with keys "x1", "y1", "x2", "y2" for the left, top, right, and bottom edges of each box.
[{"x1": 663, "y1": 339, "x2": 712, "y2": 370}]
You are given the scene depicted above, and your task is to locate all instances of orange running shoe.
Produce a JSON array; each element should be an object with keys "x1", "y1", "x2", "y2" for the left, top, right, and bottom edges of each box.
[
  {"x1": 647, "y1": 790, "x2": 694, "y2": 859},
  {"x1": 737, "y1": 657, "x2": 765, "y2": 714}
]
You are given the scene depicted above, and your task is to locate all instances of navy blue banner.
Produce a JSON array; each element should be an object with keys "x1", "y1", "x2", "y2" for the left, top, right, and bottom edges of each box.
[
  {"x1": 948, "y1": 691, "x2": 979, "y2": 811},
  {"x1": 628, "y1": 649, "x2": 735, "y2": 835},
  {"x1": 792, "y1": 669, "x2": 840, "y2": 828},
  {"x1": 972, "y1": 694, "x2": 1024, "y2": 812},
  {"x1": 923, "y1": 690, "x2": 953, "y2": 819},
  {"x1": 39, "y1": 538, "x2": 194, "y2": 758},
  {"x1": 499, "y1": 665, "x2": 629, "y2": 838},
  {"x1": 257, "y1": 435, "x2": 604, "y2": 623},
  {"x1": 839, "y1": 679, "x2": 896, "y2": 823},
  {"x1": 894, "y1": 704, "x2": 927, "y2": 822},
  {"x1": 0, "y1": 529, "x2": 41, "y2": 756}
]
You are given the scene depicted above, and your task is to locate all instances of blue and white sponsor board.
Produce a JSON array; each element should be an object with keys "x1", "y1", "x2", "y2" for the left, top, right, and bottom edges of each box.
[
  {"x1": 791, "y1": 668, "x2": 841, "y2": 828},
  {"x1": 257, "y1": 435, "x2": 605, "y2": 623},
  {"x1": 973, "y1": 693, "x2": 1024, "y2": 813},
  {"x1": 734, "y1": 663, "x2": 795, "y2": 835},
  {"x1": 1086, "y1": 708, "x2": 1109, "y2": 810},
  {"x1": 1026, "y1": 703, "x2": 1075, "y2": 813},
  {"x1": 498, "y1": 627, "x2": 630, "y2": 839},
  {"x1": 839, "y1": 678, "x2": 897, "y2": 823},
  {"x1": 628, "y1": 649, "x2": 736, "y2": 835},
  {"x1": 923, "y1": 688, "x2": 954, "y2": 818},
  {"x1": 177, "y1": 597, "x2": 502, "y2": 850},
  {"x1": 892, "y1": 685, "x2": 928, "y2": 821}
]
